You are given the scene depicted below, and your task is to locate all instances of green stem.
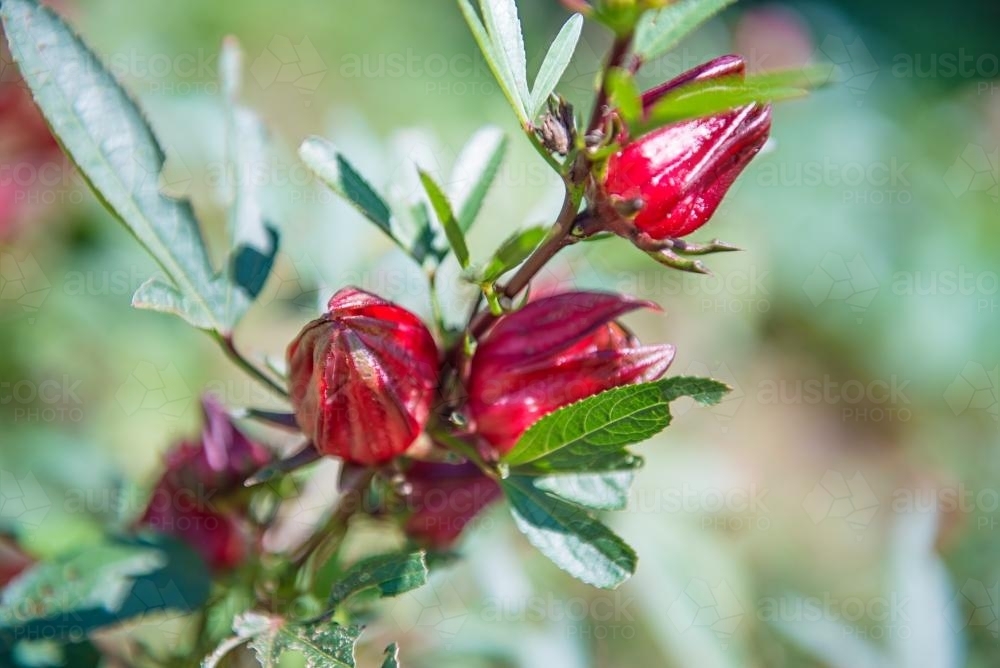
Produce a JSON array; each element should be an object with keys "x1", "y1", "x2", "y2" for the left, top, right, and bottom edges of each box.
[{"x1": 215, "y1": 332, "x2": 289, "y2": 398}]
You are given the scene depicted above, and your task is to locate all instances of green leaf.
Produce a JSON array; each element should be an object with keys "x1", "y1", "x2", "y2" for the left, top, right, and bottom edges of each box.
[
  {"x1": 524, "y1": 447, "x2": 643, "y2": 475},
  {"x1": 480, "y1": 225, "x2": 547, "y2": 282},
  {"x1": 327, "y1": 552, "x2": 428, "y2": 610},
  {"x1": 0, "y1": 535, "x2": 210, "y2": 640},
  {"x1": 458, "y1": 0, "x2": 529, "y2": 124},
  {"x1": 633, "y1": 0, "x2": 736, "y2": 64},
  {"x1": 299, "y1": 136, "x2": 406, "y2": 250},
  {"x1": 219, "y1": 36, "x2": 279, "y2": 330},
  {"x1": 528, "y1": 14, "x2": 584, "y2": 117},
  {"x1": 236, "y1": 613, "x2": 361, "y2": 668},
  {"x1": 502, "y1": 383, "x2": 671, "y2": 466},
  {"x1": 658, "y1": 376, "x2": 731, "y2": 405},
  {"x1": 504, "y1": 477, "x2": 636, "y2": 589},
  {"x1": 641, "y1": 67, "x2": 828, "y2": 131},
  {"x1": 450, "y1": 127, "x2": 508, "y2": 232},
  {"x1": 605, "y1": 67, "x2": 643, "y2": 124},
  {"x1": 479, "y1": 0, "x2": 530, "y2": 107},
  {"x1": 0, "y1": 0, "x2": 228, "y2": 331},
  {"x1": 381, "y1": 643, "x2": 400, "y2": 668},
  {"x1": 418, "y1": 171, "x2": 470, "y2": 269},
  {"x1": 531, "y1": 471, "x2": 634, "y2": 511}
]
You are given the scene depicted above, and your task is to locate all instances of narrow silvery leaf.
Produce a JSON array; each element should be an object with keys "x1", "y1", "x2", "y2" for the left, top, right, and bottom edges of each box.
[
  {"x1": 449, "y1": 127, "x2": 508, "y2": 231},
  {"x1": 220, "y1": 36, "x2": 279, "y2": 329},
  {"x1": 505, "y1": 477, "x2": 636, "y2": 589},
  {"x1": 0, "y1": 0, "x2": 227, "y2": 331},
  {"x1": 458, "y1": 0, "x2": 529, "y2": 124},
  {"x1": 299, "y1": 136, "x2": 408, "y2": 251},
  {"x1": 419, "y1": 170, "x2": 471, "y2": 269},
  {"x1": 479, "y1": 0, "x2": 530, "y2": 107},
  {"x1": 529, "y1": 13, "x2": 583, "y2": 118},
  {"x1": 634, "y1": 0, "x2": 736, "y2": 64}
]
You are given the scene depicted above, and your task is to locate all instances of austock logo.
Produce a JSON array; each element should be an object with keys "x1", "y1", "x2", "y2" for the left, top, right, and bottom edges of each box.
[
  {"x1": 943, "y1": 362, "x2": 998, "y2": 421},
  {"x1": 389, "y1": 573, "x2": 470, "y2": 648},
  {"x1": 944, "y1": 144, "x2": 999, "y2": 202},
  {"x1": 249, "y1": 35, "x2": 326, "y2": 102},
  {"x1": 0, "y1": 251, "x2": 51, "y2": 324},
  {"x1": 0, "y1": 470, "x2": 51, "y2": 528},
  {"x1": 809, "y1": 34, "x2": 879, "y2": 104},
  {"x1": 667, "y1": 578, "x2": 744, "y2": 648},
  {"x1": 802, "y1": 470, "x2": 879, "y2": 534},
  {"x1": 670, "y1": 361, "x2": 744, "y2": 432},
  {"x1": 802, "y1": 252, "x2": 879, "y2": 322},
  {"x1": 947, "y1": 579, "x2": 1000, "y2": 638},
  {"x1": 115, "y1": 361, "x2": 192, "y2": 418}
]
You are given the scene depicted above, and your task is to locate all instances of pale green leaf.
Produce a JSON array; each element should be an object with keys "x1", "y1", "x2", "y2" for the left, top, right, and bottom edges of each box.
[
  {"x1": 658, "y1": 376, "x2": 731, "y2": 405},
  {"x1": 449, "y1": 127, "x2": 508, "y2": 231},
  {"x1": 0, "y1": 0, "x2": 228, "y2": 331},
  {"x1": 504, "y1": 477, "x2": 636, "y2": 589},
  {"x1": 480, "y1": 225, "x2": 547, "y2": 282},
  {"x1": 532, "y1": 471, "x2": 635, "y2": 511},
  {"x1": 479, "y1": 0, "x2": 530, "y2": 106},
  {"x1": 458, "y1": 0, "x2": 529, "y2": 124},
  {"x1": 633, "y1": 0, "x2": 736, "y2": 63},
  {"x1": 529, "y1": 14, "x2": 583, "y2": 117},
  {"x1": 418, "y1": 171, "x2": 470, "y2": 269}
]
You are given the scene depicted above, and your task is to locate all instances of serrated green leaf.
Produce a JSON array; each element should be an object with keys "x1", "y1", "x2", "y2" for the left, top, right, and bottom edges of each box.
[
  {"x1": 524, "y1": 447, "x2": 643, "y2": 475},
  {"x1": 531, "y1": 471, "x2": 634, "y2": 511},
  {"x1": 605, "y1": 67, "x2": 642, "y2": 124},
  {"x1": 458, "y1": 0, "x2": 529, "y2": 124},
  {"x1": 236, "y1": 613, "x2": 361, "y2": 668},
  {"x1": 658, "y1": 376, "x2": 731, "y2": 405},
  {"x1": 529, "y1": 14, "x2": 583, "y2": 117},
  {"x1": 480, "y1": 225, "x2": 547, "y2": 282},
  {"x1": 299, "y1": 136, "x2": 407, "y2": 251},
  {"x1": 479, "y1": 0, "x2": 530, "y2": 107},
  {"x1": 327, "y1": 552, "x2": 428, "y2": 610},
  {"x1": 219, "y1": 36, "x2": 279, "y2": 330},
  {"x1": 418, "y1": 171, "x2": 470, "y2": 269},
  {"x1": 502, "y1": 383, "x2": 671, "y2": 466},
  {"x1": 381, "y1": 643, "x2": 400, "y2": 668},
  {"x1": 450, "y1": 127, "x2": 507, "y2": 231},
  {"x1": 0, "y1": 535, "x2": 210, "y2": 639},
  {"x1": 131, "y1": 277, "x2": 217, "y2": 329},
  {"x1": 634, "y1": 0, "x2": 736, "y2": 64},
  {"x1": 504, "y1": 477, "x2": 636, "y2": 589},
  {"x1": 0, "y1": 0, "x2": 228, "y2": 331}
]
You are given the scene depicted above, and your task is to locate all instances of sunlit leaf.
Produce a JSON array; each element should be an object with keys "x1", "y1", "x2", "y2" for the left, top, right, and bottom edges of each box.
[
  {"x1": 529, "y1": 14, "x2": 584, "y2": 117},
  {"x1": 633, "y1": 0, "x2": 736, "y2": 64}
]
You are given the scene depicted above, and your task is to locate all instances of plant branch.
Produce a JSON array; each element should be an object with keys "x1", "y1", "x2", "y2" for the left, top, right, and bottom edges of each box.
[{"x1": 215, "y1": 332, "x2": 289, "y2": 398}]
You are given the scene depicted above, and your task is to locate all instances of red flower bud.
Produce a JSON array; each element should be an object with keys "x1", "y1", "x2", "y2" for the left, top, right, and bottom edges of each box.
[
  {"x1": 139, "y1": 485, "x2": 247, "y2": 571},
  {"x1": 403, "y1": 461, "x2": 501, "y2": 549},
  {"x1": 161, "y1": 395, "x2": 271, "y2": 496},
  {"x1": 287, "y1": 287, "x2": 440, "y2": 466},
  {"x1": 0, "y1": 536, "x2": 33, "y2": 587},
  {"x1": 604, "y1": 55, "x2": 771, "y2": 239},
  {"x1": 467, "y1": 291, "x2": 675, "y2": 452}
]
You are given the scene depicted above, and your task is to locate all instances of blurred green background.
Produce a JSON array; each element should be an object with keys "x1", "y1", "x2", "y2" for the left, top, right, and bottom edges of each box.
[{"x1": 1, "y1": 0, "x2": 998, "y2": 666}]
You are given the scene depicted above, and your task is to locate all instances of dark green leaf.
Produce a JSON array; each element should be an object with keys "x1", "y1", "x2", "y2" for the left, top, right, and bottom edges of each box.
[
  {"x1": 299, "y1": 136, "x2": 408, "y2": 253},
  {"x1": 502, "y1": 383, "x2": 671, "y2": 466},
  {"x1": 529, "y1": 14, "x2": 584, "y2": 117},
  {"x1": 450, "y1": 127, "x2": 507, "y2": 231},
  {"x1": 481, "y1": 226, "x2": 547, "y2": 282},
  {"x1": 531, "y1": 471, "x2": 634, "y2": 511},
  {"x1": 523, "y1": 447, "x2": 643, "y2": 475},
  {"x1": 236, "y1": 613, "x2": 361, "y2": 668},
  {"x1": 418, "y1": 171, "x2": 470, "y2": 269},
  {"x1": 633, "y1": 0, "x2": 736, "y2": 64},
  {"x1": 658, "y1": 376, "x2": 731, "y2": 405},
  {"x1": 327, "y1": 552, "x2": 428, "y2": 610},
  {"x1": 381, "y1": 643, "x2": 400, "y2": 668},
  {"x1": 0, "y1": 0, "x2": 229, "y2": 331},
  {"x1": 0, "y1": 535, "x2": 210, "y2": 642},
  {"x1": 504, "y1": 477, "x2": 636, "y2": 589}
]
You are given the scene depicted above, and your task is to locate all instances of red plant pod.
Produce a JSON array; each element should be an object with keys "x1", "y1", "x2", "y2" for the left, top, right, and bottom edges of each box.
[
  {"x1": 604, "y1": 55, "x2": 772, "y2": 239},
  {"x1": 403, "y1": 461, "x2": 502, "y2": 549},
  {"x1": 467, "y1": 291, "x2": 675, "y2": 452},
  {"x1": 287, "y1": 287, "x2": 440, "y2": 466}
]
